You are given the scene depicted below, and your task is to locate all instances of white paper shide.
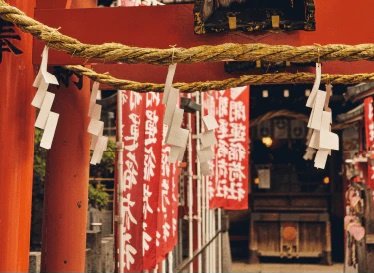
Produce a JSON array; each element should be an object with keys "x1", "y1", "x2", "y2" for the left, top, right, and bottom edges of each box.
[
  {"x1": 162, "y1": 64, "x2": 190, "y2": 163},
  {"x1": 31, "y1": 46, "x2": 60, "y2": 150},
  {"x1": 88, "y1": 82, "x2": 108, "y2": 165},
  {"x1": 304, "y1": 63, "x2": 339, "y2": 169}
]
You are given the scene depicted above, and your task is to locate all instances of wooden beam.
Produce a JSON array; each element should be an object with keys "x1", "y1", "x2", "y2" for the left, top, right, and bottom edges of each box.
[
  {"x1": 91, "y1": 61, "x2": 374, "y2": 85},
  {"x1": 32, "y1": 1, "x2": 374, "y2": 80}
]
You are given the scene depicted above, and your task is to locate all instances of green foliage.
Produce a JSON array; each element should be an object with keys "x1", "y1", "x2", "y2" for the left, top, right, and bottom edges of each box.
[
  {"x1": 33, "y1": 128, "x2": 47, "y2": 185},
  {"x1": 89, "y1": 139, "x2": 115, "y2": 209},
  {"x1": 33, "y1": 130, "x2": 115, "y2": 209},
  {"x1": 31, "y1": 129, "x2": 47, "y2": 249},
  {"x1": 88, "y1": 183, "x2": 110, "y2": 210}
]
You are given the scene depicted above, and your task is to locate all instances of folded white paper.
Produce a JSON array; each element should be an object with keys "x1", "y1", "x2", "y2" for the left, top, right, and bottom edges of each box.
[
  {"x1": 320, "y1": 130, "x2": 339, "y2": 151},
  {"x1": 308, "y1": 130, "x2": 320, "y2": 149},
  {"x1": 202, "y1": 115, "x2": 219, "y2": 131},
  {"x1": 200, "y1": 162, "x2": 212, "y2": 176},
  {"x1": 197, "y1": 147, "x2": 214, "y2": 163},
  {"x1": 166, "y1": 127, "x2": 189, "y2": 148},
  {"x1": 33, "y1": 47, "x2": 59, "y2": 87},
  {"x1": 90, "y1": 126, "x2": 104, "y2": 151},
  {"x1": 305, "y1": 128, "x2": 313, "y2": 146},
  {"x1": 42, "y1": 70, "x2": 59, "y2": 86},
  {"x1": 168, "y1": 145, "x2": 185, "y2": 163},
  {"x1": 88, "y1": 119, "x2": 104, "y2": 136},
  {"x1": 306, "y1": 63, "x2": 321, "y2": 108},
  {"x1": 35, "y1": 92, "x2": 55, "y2": 129},
  {"x1": 90, "y1": 135, "x2": 99, "y2": 151},
  {"x1": 200, "y1": 130, "x2": 217, "y2": 148},
  {"x1": 165, "y1": 107, "x2": 184, "y2": 145},
  {"x1": 90, "y1": 136, "x2": 108, "y2": 165},
  {"x1": 88, "y1": 82, "x2": 100, "y2": 117},
  {"x1": 307, "y1": 90, "x2": 326, "y2": 130},
  {"x1": 177, "y1": 145, "x2": 187, "y2": 162},
  {"x1": 303, "y1": 147, "x2": 316, "y2": 160},
  {"x1": 170, "y1": 107, "x2": 184, "y2": 128},
  {"x1": 162, "y1": 64, "x2": 177, "y2": 105},
  {"x1": 31, "y1": 79, "x2": 49, "y2": 108},
  {"x1": 163, "y1": 88, "x2": 180, "y2": 126},
  {"x1": 320, "y1": 111, "x2": 332, "y2": 131},
  {"x1": 314, "y1": 149, "x2": 329, "y2": 169},
  {"x1": 40, "y1": 112, "x2": 59, "y2": 150},
  {"x1": 90, "y1": 104, "x2": 102, "y2": 120}
]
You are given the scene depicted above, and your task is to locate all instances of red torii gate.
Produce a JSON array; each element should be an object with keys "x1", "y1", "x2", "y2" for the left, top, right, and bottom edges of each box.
[
  {"x1": 33, "y1": 1, "x2": 374, "y2": 80},
  {"x1": 1, "y1": 0, "x2": 374, "y2": 272}
]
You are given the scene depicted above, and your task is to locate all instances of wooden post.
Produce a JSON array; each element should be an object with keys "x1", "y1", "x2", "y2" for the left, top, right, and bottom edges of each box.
[
  {"x1": 40, "y1": 76, "x2": 91, "y2": 272},
  {"x1": 35, "y1": 1, "x2": 96, "y2": 272},
  {"x1": 0, "y1": 0, "x2": 36, "y2": 271}
]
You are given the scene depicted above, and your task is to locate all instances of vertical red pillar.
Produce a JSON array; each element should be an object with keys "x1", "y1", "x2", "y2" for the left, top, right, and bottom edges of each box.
[
  {"x1": 41, "y1": 77, "x2": 91, "y2": 272},
  {"x1": 0, "y1": 1, "x2": 36, "y2": 272},
  {"x1": 35, "y1": 1, "x2": 96, "y2": 272}
]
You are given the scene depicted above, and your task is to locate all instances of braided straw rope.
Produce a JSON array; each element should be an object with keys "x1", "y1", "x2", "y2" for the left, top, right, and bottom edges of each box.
[
  {"x1": 65, "y1": 65, "x2": 374, "y2": 92},
  {"x1": 1, "y1": 0, "x2": 374, "y2": 65}
]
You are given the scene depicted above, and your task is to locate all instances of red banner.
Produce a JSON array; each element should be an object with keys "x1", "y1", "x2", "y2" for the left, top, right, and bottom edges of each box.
[
  {"x1": 142, "y1": 93, "x2": 164, "y2": 270},
  {"x1": 203, "y1": 87, "x2": 250, "y2": 210},
  {"x1": 118, "y1": 91, "x2": 179, "y2": 271},
  {"x1": 364, "y1": 97, "x2": 374, "y2": 188},
  {"x1": 156, "y1": 126, "x2": 180, "y2": 263},
  {"x1": 121, "y1": 91, "x2": 146, "y2": 272}
]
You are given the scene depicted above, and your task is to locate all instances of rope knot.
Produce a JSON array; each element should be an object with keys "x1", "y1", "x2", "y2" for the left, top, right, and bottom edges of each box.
[{"x1": 169, "y1": 44, "x2": 177, "y2": 64}]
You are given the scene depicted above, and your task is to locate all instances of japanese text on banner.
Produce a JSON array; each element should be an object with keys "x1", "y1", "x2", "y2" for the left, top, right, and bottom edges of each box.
[{"x1": 203, "y1": 87, "x2": 250, "y2": 210}]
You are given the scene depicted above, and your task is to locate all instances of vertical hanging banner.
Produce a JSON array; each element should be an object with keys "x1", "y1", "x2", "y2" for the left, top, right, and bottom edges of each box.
[
  {"x1": 142, "y1": 93, "x2": 164, "y2": 270},
  {"x1": 157, "y1": 126, "x2": 181, "y2": 263},
  {"x1": 118, "y1": 91, "x2": 166, "y2": 271},
  {"x1": 204, "y1": 87, "x2": 250, "y2": 210},
  {"x1": 120, "y1": 91, "x2": 146, "y2": 272},
  {"x1": 364, "y1": 97, "x2": 374, "y2": 189}
]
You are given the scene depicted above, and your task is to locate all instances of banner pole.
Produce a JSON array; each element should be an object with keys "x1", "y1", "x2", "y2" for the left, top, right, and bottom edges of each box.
[
  {"x1": 187, "y1": 94, "x2": 194, "y2": 273},
  {"x1": 206, "y1": 174, "x2": 210, "y2": 272},
  {"x1": 116, "y1": 90, "x2": 125, "y2": 273},
  {"x1": 218, "y1": 208, "x2": 222, "y2": 273},
  {"x1": 168, "y1": 251, "x2": 173, "y2": 273},
  {"x1": 201, "y1": 159, "x2": 206, "y2": 272},
  {"x1": 200, "y1": 94, "x2": 209, "y2": 273},
  {"x1": 195, "y1": 92, "x2": 203, "y2": 273}
]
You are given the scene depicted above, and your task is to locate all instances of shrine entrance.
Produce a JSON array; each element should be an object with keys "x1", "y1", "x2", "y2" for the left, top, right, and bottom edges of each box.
[
  {"x1": 229, "y1": 84, "x2": 346, "y2": 267},
  {"x1": 0, "y1": 0, "x2": 374, "y2": 273}
]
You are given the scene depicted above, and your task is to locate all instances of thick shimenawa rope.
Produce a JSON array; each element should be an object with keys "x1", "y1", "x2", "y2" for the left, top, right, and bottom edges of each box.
[
  {"x1": 1, "y1": 1, "x2": 374, "y2": 65},
  {"x1": 65, "y1": 65, "x2": 374, "y2": 92}
]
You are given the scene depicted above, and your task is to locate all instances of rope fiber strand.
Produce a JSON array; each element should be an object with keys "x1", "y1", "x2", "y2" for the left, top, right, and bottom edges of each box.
[
  {"x1": 1, "y1": 0, "x2": 374, "y2": 65},
  {"x1": 65, "y1": 65, "x2": 374, "y2": 92}
]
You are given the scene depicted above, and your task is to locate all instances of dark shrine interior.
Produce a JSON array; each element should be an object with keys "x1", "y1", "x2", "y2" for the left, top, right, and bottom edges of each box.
[{"x1": 229, "y1": 84, "x2": 354, "y2": 263}]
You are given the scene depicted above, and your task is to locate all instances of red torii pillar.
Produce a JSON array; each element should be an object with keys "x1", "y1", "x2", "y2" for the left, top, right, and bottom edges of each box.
[
  {"x1": 37, "y1": 0, "x2": 96, "y2": 272},
  {"x1": 0, "y1": 0, "x2": 36, "y2": 272}
]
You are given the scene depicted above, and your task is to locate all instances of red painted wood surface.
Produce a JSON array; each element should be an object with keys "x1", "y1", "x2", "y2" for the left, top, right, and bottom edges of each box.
[
  {"x1": 40, "y1": 77, "x2": 91, "y2": 272},
  {"x1": 32, "y1": 0, "x2": 374, "y2": 82},
  {"x1": 0, "y1": 0, "x2": 36, "y2": 271},
  {"x1": 38, "y1": 1, "x2": 95, "y2": 272}
]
